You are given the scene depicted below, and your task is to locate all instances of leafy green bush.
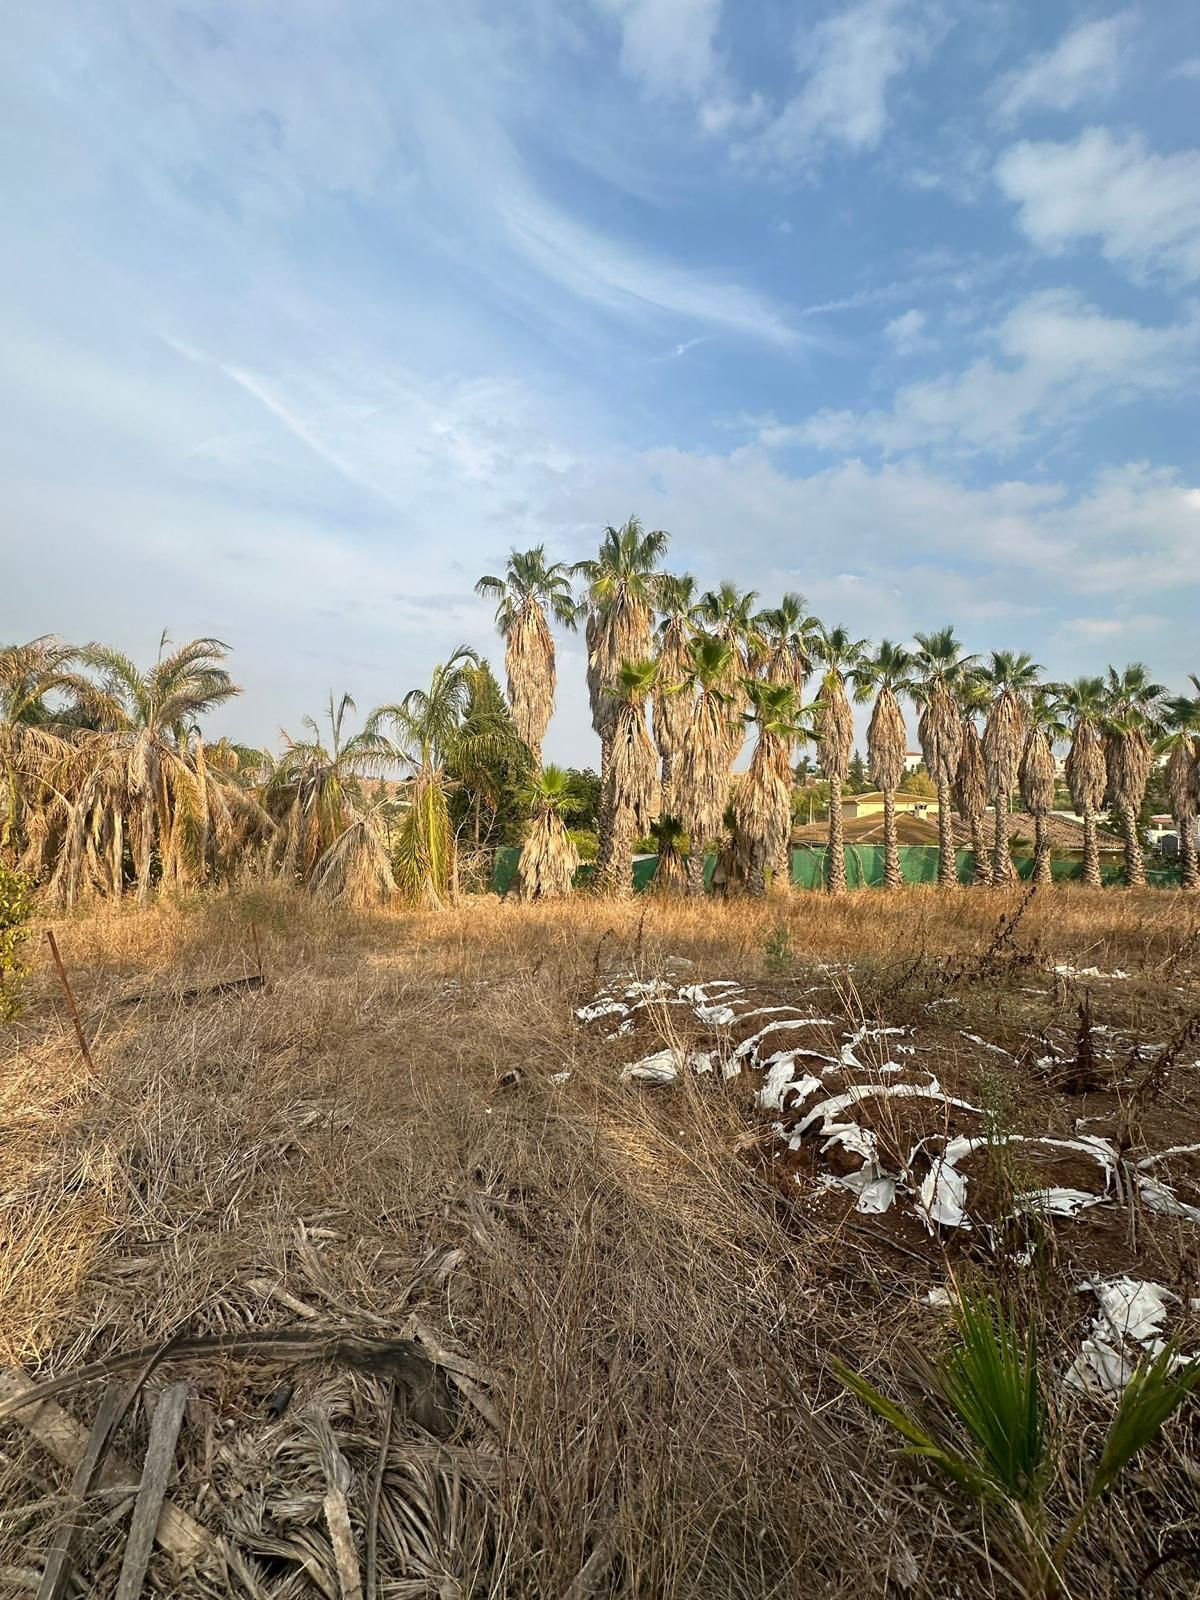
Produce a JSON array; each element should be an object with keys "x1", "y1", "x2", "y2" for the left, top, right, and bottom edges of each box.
[
  {"x1": 568, "y1": 829, "x2": 598, "y2": 862},
  {"x1": 0, "y1": 865, "x2": 33, "y2": 1022}
]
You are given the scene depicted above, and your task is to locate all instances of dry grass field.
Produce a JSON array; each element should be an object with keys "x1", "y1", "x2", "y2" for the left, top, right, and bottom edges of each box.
[{"x1": 3, "y1": 885, "x2": 1200, "y2": 1598}]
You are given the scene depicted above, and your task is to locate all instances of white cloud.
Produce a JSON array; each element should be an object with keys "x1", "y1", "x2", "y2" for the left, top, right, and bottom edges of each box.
[
  {"x1": 997, "y1": 127, "x2": 1200, "y2": 283},
  {"x1": 884, "y1": 308, "x2": 934, "y2": 353},
  {"x1": 995, "y1": 12, "x2": 1134, "y2": 122},
  {"x1": 594, "y1": 0, "x2": 722, "y2": 98},
  {"x1": 772, "y1": 289, "x2": 1198, "y2": 454},
  {"x1": 746, "y1": 0, "x2": 941, "y2": 170}
]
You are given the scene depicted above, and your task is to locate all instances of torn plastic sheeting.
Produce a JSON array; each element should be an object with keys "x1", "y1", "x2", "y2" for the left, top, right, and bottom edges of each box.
[
  {"x1": 1067, "y1": 1278, "x2": 1182, "y2": 1395},
  {"x1": 678, "y1": 981, "x2": 743, "y2": 1002},
  {"x1": 620, "y1": 1047, "x2": 717, "y2": 1085},
  {"x1": 1053, "y1": 964, "x2": 1128, "y2": 980},
  {"x1": 795, "y1": 1080, "x2": 979, "y2": 1143},
  {"x1": 695, "y1": 1002, "x2": 737, "y2": 1025},
  {"x1": 1137, "y1": 1175, "x2": 1200, "y2": 1222},
  {"x1": 576, "y1": 998, "x2": 627, "y2": 1022},
  {"x1": 759, "y1": 1058, "x2": 826, "y2": 1113},
  {"x1": 731, "y1": 1018, "x2": 841, "y2": 1061},
  {"x1": 914, "y1": 1132, "x2": 1114, "y2": 1233},
  {"x1": 818, "y1": 1167, "x2": 898, "y2": 1215}
]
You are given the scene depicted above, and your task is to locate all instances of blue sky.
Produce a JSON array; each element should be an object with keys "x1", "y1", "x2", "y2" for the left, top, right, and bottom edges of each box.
[{"x1": 3, "y1": 1, "x2": 1199, "y2": 763}]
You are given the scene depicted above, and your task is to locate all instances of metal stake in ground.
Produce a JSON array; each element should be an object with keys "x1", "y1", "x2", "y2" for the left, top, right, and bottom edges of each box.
[{"x1": 44, "y1": 930, "x2": 96, "y2": 1077}]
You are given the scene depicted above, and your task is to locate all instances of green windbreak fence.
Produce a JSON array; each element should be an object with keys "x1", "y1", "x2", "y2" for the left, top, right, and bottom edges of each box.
[{"x1": 491, "y1": 845, "x2": 1182, "y2": 893}]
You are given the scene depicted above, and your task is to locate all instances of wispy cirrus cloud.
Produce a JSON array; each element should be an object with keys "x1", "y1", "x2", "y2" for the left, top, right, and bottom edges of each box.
[{"x1": 994, "y1": 11, "x2": 1135, "y2": 123}]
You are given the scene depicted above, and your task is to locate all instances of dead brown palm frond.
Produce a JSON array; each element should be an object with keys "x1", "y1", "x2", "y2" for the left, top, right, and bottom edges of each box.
[
  {"x1": 955, "y1": 715, "x2": 992, "y2": 885},
  {"x1": 310, "y1": 814, "x2": 396, "y2": 908},
  {"x1": 476, "y1": 548, "x2": 576, "y2": 765},
  {"x1": 649, "y1": 813, "x2": 687, "y2": 893},
  {"x1": 599, "y1": 660, "x2": 658, "y2": 897},
  {"x1": 676, "y1": 638, "x2": 735, "y2": 895},
  {"x1": 505, "y1": 603, "x2": 556, "y2": 763},
  {"x1": 652, "y1": 581, "x2": 698, "y2": 810},
  {"x1": 1019, "y1": 725, "x2": 1059, "y2": 888},
  {"x1": 516, "y1": 766, "x2": 581, "y2": 901}
]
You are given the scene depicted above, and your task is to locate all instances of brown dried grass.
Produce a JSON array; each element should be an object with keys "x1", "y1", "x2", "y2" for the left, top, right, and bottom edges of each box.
[{"x1": 4, "y1": 886, "x2": 1200, "y2": 1596}]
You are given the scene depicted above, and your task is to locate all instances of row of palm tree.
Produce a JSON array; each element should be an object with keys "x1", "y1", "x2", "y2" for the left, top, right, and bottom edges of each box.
[
  {"x1": 475, "y1": 524, "x2": 1200, "y2": 897},
  {"x1": 3, "y1": 523, "x2": 1197, "y2": 909}
]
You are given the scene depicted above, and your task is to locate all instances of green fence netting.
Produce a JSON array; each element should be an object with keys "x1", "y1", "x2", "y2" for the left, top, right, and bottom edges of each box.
[{"x1": 491, "y1": 844, "x2": 1181, "y2": 893}]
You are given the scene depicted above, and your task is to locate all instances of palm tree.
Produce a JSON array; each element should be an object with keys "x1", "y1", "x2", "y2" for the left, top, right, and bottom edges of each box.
[
  {"x1": 368, "y1": 647, "x2": 490, "y2": 908},
  {"x1": 912, "y1": 628, "x2": 974, "y2": 889},
  {"x1": 696, "y1": 582, "x2": 762, "y2": 764},
  {"x1": 0, "y1": 636, "x2": 102, "y2": 873},
  {"x1": 515, "y1": 765, "x2": 581, "y2": 901},
  {"x1": 954, "y1": 679, "x2": 993, "y2": 886},
  {"x1": 266, "y1": 691, "x2": 390, "y2": 886},
  {"x1": 51, "y1": 635, "x2": 244, "y2": 907},
  {"x1": 979, "y1": 651, "x2": 1042, "y2": 885},
  {"x1": 755, "y1": 593, "x2": 821, "y2": 883},
  {"x1": 1018, "y1": 690, "x2": 1066, "y2": 887},
  {"x1": 813, "y1": 626, "x2": 870, "y2": 895},
  {"x1": 1058, "y1": 677, "x2": 1109, "y2": 889},
  {"x1": 1159, "y1": 679, "x2": 1200, "y2": 890},
  {"x1": 474, "y1": 547, "x2": 577, "y2": 766},
  {"x1": 735, "y1": 681, "x2": 815, "y2": 897},
  {"x1": 652, "y1": 574, "x2": 699, "y2": 813},
  {"x1": 859, "y1": 641, "x2": 914, "y2": 891},
  {"x1": 1103, "y1": 663, "x2": 1165, "y2": 889},
  {"x1": 573, "y1": 519, "x2": 668, "y2": 874},
  {"x1": 676, "y1": 635, "x2": 736, "y2": 896},
  {"x1": 599, "y1": 659, "x2": 658, "y2": 898},
  {"x1": 649, "y1": 814, "x2": 688, "y2": 895}
]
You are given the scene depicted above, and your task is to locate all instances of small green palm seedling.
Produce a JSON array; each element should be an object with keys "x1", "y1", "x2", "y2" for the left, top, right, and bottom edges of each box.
[
  {"x1": 763, "y1": 923, "x2": 796, "y2": 976},
  {"x1": 834, "y1": 1289, "x2": 1200, "y2": 1598}
]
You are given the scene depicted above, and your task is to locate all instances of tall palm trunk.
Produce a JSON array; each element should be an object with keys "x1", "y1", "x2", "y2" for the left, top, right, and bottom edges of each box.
[
  {"x1": 746, "y1": 842, "x2": 768, "y2": 898},
  {"x1": 660, "y1": 750, "x2": 675, "y2": 814},
  {"x1": 1118, "y1": 803, "x2": 1146, "y2": 887},
  {"x1": 991, "y1": 794, "x2": 1015, "y2": 885},
  {"x1": 1176, "y1": 814, "x2": 1198, "y2": 889},
  {"x1": 827, "y1": 776, "x2": 846, "y2": 893},
  {"x1": 1032, "y1": 813, "x2": 1052, "y2": 885},
  {"x1": 684, "y1": 848, "x2": 706, "y2": 896},
  {"x1": 969, "y1": 820, "x2": 991, "y2": 884},
  {"x1": 770, "y1": 834, "x2": 791, "y2": 892},
  {"x1": 1080, "y1": 805, "x2": 1101, "y2": 888},
  {"x1": 882, "y1": 788, "x2": 900, "y2": 889},
  {"x1": 604, "y1": 813, "x2": 635, "y2": 899},
  {"x1": 596, "y1": 729, "x2": 615, "y2": 872},
  {"x1": 935, "y1": 777, "x2": 957, "y2": 888}
]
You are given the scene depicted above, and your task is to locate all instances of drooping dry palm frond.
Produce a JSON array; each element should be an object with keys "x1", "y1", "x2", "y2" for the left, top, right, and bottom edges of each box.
[
  {"x1": 1103, "y1": 664, "x2": 1165, "y2": 889},
  {"x1": 676, "y1": 638, "x2": 735, "y2": 895},
  {"x1": 516, "y1": 766, "x2": 581, "y2": 901},
  {"x1": 737, "y1": 680, "x2": 818, "y2": 897},
  {"x1": 1105, "y1": 721, "x2": 1154, "y2": 889},
  {"x1": 1059, "y1": 677, "x2": 1108, "y2": 888},
  {"x1": 1019, "y1": 717, "x2": 1059, "y2": 887},
  {"x1": 1160, "y1": 687, "x2": 1200, "y2": 889},
  {"x1": 863, "y1": 646, "x2": 912, "y2": 891},
  {"x1": 310, "y1": 815, "x2": 396, "y2": 908},
  {"x1": 599, "y1": 660, "x2": 659, "y2": 898},
  {"x1": 955, "y1": 714, "x2": 992, "y2": 886},
  {"x1": 913, "y1": 629, "x2": 973, "y2": 889},
  {"x1": 813, "y1": 627, "x2": 867, "y2": 895},
  {"x1": 978, "y1": 653, "x2": 1040, "y2": 885},
  {"x1": 575, "y1": 519, "x2": 667, "y2": 872},
  {"x1": 476, "y1": 547, "x2": 577, "y2": 765},
  {"x1": 649, "y1": 814, "x2": 687, "y2": 894},
  {"x1": 652, "y1": 576, "x2": 698, "y2": 811},
  {"x1": 504, "y1": 603, "x2": 556, "y2": 762}
]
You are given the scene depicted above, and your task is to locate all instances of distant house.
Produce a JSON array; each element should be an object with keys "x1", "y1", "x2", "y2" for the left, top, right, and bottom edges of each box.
[
  {"x1": 901, "y1": 751, "x2": 923, "y2": 774},
  {"x1": 842, "y1": 791, "x2": 937, "y2": 821}
]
